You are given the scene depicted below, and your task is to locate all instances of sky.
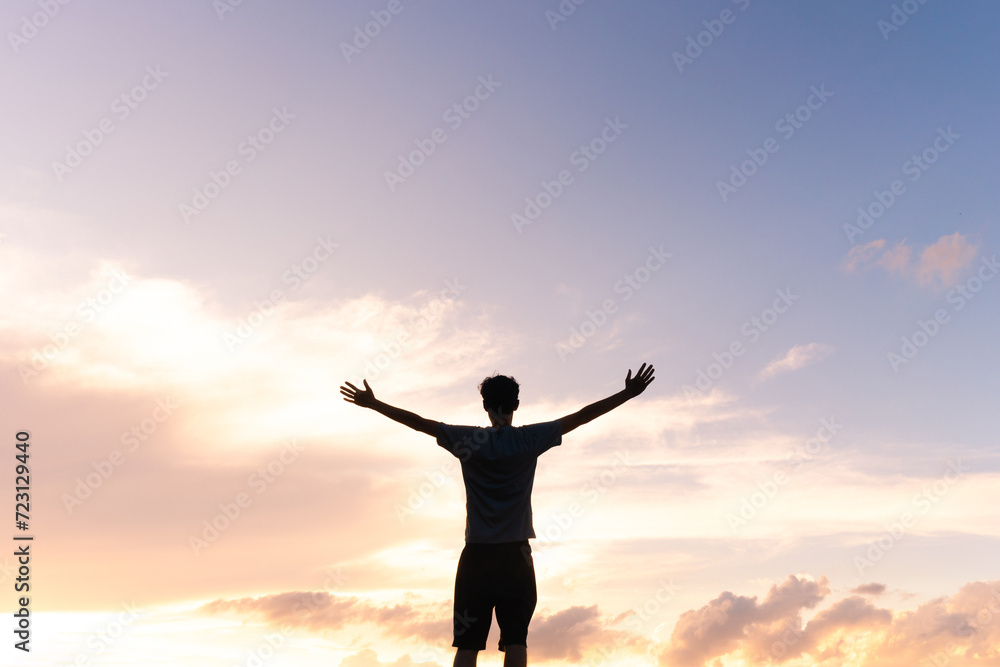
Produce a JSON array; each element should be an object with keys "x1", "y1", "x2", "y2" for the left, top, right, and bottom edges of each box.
[{"x1": 1, "y1": 0, "x2": 999, "y2": 665}]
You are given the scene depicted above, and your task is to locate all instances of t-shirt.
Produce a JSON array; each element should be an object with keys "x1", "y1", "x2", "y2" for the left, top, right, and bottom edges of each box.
[{"x1": 436, "y1": 420, "x2": 562, "y2": 544}]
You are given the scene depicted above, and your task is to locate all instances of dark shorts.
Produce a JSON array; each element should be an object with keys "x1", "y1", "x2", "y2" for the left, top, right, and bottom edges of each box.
[{"x1": 453, "y1": 540, "x2": 536, "y2": 651}]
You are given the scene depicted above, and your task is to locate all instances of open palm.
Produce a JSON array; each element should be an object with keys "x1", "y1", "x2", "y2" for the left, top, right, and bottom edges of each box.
[
  {"x1": 624, "y1": 363, "x2": 655, "y2": 398},
  {"x1": 340, "y1": 379, "x2": 376, "y2": 408}
]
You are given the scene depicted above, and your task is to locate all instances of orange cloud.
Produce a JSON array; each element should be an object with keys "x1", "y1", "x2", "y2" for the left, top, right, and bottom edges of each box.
[
  {"x1": 864, "y1": 580, "x2": 1000, "y2": 667},
  {"x1": 339, "y1": 648, "x2": 441, "y2": 667}
]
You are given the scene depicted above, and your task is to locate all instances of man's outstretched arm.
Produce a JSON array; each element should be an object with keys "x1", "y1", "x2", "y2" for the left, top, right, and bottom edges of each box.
[
  {"x1": 559, "y1": 363, "x2": 655, "y2": 436},
  {"x1": 340, "y1": 379, "x2": 440, "y2": 437}
]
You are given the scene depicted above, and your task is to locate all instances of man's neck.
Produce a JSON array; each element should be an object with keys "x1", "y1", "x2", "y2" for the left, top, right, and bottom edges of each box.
[{"x1": 487, "y1": 407, "x2": 513, "y2": 428}]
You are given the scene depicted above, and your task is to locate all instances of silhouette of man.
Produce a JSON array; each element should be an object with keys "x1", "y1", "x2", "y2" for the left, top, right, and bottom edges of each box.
[{"x1": 340, "y1": 363, "x2": 655, "y2": 667}]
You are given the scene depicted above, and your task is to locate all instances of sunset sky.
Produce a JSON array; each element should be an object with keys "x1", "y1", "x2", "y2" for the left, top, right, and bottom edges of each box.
[{"x1": 2, "y1": 1, "x2": 999, "y2": 665}]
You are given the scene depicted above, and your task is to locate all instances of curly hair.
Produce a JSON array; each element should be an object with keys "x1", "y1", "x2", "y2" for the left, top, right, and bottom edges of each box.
[{"x1": 478, "y1": 373, "x2": 520, "y2": 414}]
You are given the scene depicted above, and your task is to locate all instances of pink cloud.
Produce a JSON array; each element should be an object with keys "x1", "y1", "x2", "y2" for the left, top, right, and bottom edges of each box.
[
  {"x1": 842, "y1": 239, "x2": 887, "y2": 273},
  {"x1": 658, "y1": 577, "x2": 1000, "y2": 666},
  {"x1": 865, "y1": 580, "x2": 1000, "y2": 666},
  {"x1": 914, "y1": 232, "x2": 980, "y2": 289},
  {"x1": 200, "y1": 577, "x2": 1000, "y2": 666},
  {"x1": 841, "y1": 233, "x2": 979, "y2": 291},
  {"x1": 658, "y1": 575, "x2": 830, "y2": 666},
  {"x1": 758, "y1": 343, "x2": 835, "y2": 380},
  {"x1": 851, "y1": 582, "x2": 887, "y2": 596},
  {"x1": 199, "y1": 590, "x2": 654, "y2": 664},
  {"x1": 876, "y1": 239, "x2": 914, "y2": 277},
  {"x1": 528, "y1": 604, "x2": 651, "y2": 663},
  {"x1": 199, "y1": 591, "x2": 451, "y2": 644}
]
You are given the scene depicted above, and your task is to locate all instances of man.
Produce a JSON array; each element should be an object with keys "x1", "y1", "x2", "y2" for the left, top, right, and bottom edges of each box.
[{"x1": 339, "y1": 362, "x2": 655, "y2": 667}]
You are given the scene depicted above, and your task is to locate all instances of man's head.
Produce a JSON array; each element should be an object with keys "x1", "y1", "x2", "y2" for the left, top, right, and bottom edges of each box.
[{"x1": 479, "y1": 373, "x2": 519, "y2": 427}]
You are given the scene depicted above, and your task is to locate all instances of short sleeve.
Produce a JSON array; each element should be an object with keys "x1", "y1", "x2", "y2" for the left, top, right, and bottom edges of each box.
[
  {"x1": 436, "y1": 423, "x2": 478, "y2": 459},
  {"x1": 526, "y1": 420, "x2": 562, "y2": 456}
]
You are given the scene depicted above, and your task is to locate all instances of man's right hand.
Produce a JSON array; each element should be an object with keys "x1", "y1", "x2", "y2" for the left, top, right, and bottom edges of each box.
[
  {"x1": 559, "y1": 362, "x2": 656, "y2": 436},
  {"x1": 624, "y1": 363, "x2": 655, "y2": 398}
]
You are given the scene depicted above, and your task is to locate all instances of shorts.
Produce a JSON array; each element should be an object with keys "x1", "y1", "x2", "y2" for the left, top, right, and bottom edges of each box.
[{"x1": 453, "y1": 540, "x2": 536, "y2": 651}]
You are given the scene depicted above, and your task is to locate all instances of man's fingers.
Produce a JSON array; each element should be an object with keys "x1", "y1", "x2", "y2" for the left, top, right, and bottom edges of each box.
[{"x1": 631, "y1": 362, "x2": 654, "y2": 393}]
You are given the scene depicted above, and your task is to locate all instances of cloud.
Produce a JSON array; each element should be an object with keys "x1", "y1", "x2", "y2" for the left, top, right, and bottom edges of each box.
[
  {"x1": 913, "y1": 232, "x2": 980, "y2": 289},
  {"x1": 339, "y1": 649, "x2": 441, "y2": 667},
  {"x1": 864, "y1": 580, "x2": 1000, "y2": 667},
  {"x1": 841, "y1": 233, "x2": 978, "y2": 290},
  {"x1": 658, "y1": 577, "x2": 1000, "y2": 666},
  {"x1": 762, "y1": 595, "x2": 891, "y2": 662},
  {"x1": 851, "y1": 583, "x2": 886, "y2": 596},
  {"x1": 200, "y1": 591, "x2": 654, "y2": 664},
  {"x1": 528, "y1": 605, "x2": 603, "y2": 661},
  {"x1": 0, "y1": 240, "x2": 504, "y2": 452},
  {"x1": 3, "y1": 243, "x2": 774, "y2": 610},
  {"x1": 200, "y1": 577, "x2": 1000, "y2": 666},
  {"x1": 758, "y1": 343, "x2": 835, "y2": 381},
  {"x1": 659, "y1": 575, "x2": 830, "y2": 667},
  {"x1": 201, "y1": 592, "x2": 650, "y2": 664},
  {"x1": 876, "y1": 239, "x2": 913, "y2": 277},
  {"x1": 199, "y1": 591, "x2": 452, "y2": 644},
  {"x1": 841, "y1": 239, "x2": 886, "y2": 273},
  {"x1": 529, "y1": 605, "x2": 651, "y2": 663}
]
